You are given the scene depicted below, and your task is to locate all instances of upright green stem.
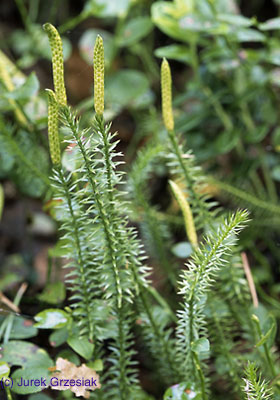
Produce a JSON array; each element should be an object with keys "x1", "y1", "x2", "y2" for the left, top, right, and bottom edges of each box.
[
  {"x1": 57, "y1": 167, "x2": 94, "y2": 340},
  {"x1": 2, "y1": 283, "x2": 27, "y2": 343},
  {"x1": 5, "y1": 387, "x2": 13, "y2": 400},
  {"x1": 210, "y1": 303, "x2": 242, "y2": 395},
  {"x1": 117, "y1": 306, "x2": 127, "y2": 400},
  {"x1": 260, "y1": 155, "x2": 278, "y2": 204},
  {"x1": 14, "y1": 0, "x2": 32, "y2": 32},
  {"x1": 249, "y1": 169, "x2": 267, "y2": 200},
  {"x1": 252, "y1": 315, "x2": 276, "y2": 377},
  {"x1": 138, "y1": 285, "x2": 179, "y2": 380},
  {"x1": 65, "y1": 113, "x2": 123, "y2": 308},
  {"x1": 168, "y1": 129, "x2": 211, "y2": 225},
  {"x1": 58, "y1": 10, "x2": 90, "y2": 34},
  {"x1": 190, "y1": 40, "x2": 199, "y2": 82},
  {"x1": 62, "y1": 110, "x2": 131, "y2": 397},
  {"x1": 97, "y1": 116, "x2": 114, "y2": 204},
  {"x1": 192, "y1": 351, "x2": 207, "y2": 400},
  {"x1": 28, "y1": 0, "x2": 39, "y2": 22},
  {"x1": 94, "y1": 115, "x2": 178, "y2": 380},
  {"x1": 203, "y1": 86, "x2": 233, "y2": 132}
]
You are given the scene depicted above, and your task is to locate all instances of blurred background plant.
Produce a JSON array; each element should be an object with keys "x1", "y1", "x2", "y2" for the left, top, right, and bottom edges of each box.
[{"x1": 1, "y1": 0, "x2": 280, "y2": 399}]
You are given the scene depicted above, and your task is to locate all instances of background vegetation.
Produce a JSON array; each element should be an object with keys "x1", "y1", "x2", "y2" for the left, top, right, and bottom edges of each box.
[{"x1": 1, "y1": 0, "x2": 280, "y2": 399}]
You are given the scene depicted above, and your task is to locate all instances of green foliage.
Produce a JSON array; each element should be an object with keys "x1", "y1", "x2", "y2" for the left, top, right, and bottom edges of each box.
[
  {"x1": 176, "y1": 210, "x2": 249, "y2": 397},
  {"x1": 243, "y1": 362, "x2": 273, "y2": 400},
  {"x1": 128, "y1": 141, "x2": 176, "y2": 284},
  {"x1": 1, "y1": 2, "x2": 280, "y2": 400}
]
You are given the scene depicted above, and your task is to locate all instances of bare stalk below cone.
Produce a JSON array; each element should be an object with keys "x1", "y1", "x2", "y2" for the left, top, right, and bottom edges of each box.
[
  {"x1": 93, "y1": 35, "x2": 105, "y2": 116},
  {"x1": 169, "y1": 180, "x2": 198, "y2": 247},
  {"x1": 161, "y1": 58, "x2": 174, "y2": 132},
  {"x1": 46, "y1": 89, "x2": 61, "y2": 165},
  {"x1": 43, "y1": 23, "x2": 67, "y2": 106}
]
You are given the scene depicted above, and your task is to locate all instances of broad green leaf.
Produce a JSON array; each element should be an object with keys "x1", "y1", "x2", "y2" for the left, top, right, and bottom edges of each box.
[
  {"x1": 29, "y1": 213, "x2": 56, "y2": 236},
  {"x1": 0, "y1": 341, "x2": 53, "y2": 369},
  {"x1": 0, "y1": 362, "x2": 10, "y2": 378},
  {"x1": 106, "y1": 70, "x2": 150, "y2": 112},
  {"x1": 217, "y1": 14, "x2": 254, "y2": 27},
  {"x1": 48, "y1": 239, "x2": 69, "y2": 258},
  {"x1": 29, "y1": 394, "x2": 52, "y2": 400},
  {"x1": 268, "y1": 50, "x2": 280, "y2": 66},
  {"x1": 5, "y1": 73, "x2": 39, "y2": 100},
  {"x1": 215, "y1": 0, "x2": 239, "y2": 14},
  {"x1": 38, "y1": 282, "x2": 66, "y2": 305},
  {"x1": 67, "y1": 335, "x2": 94, "y2": 360},
  {"x1": 215, "y1": 130, "x2": 240, "y2": 154},
  {"x1": 0, "y1": 315, "x2": 38, "y2": 339},
  {"x1": 191, "y1": 338, "x2": 210, "y2": 360},
  {"x1": 56, "y1": 349, "x2": 80, "y2": 365},
  {"x1": 235, "y1": 28, "x2": 265, "y2": 42},
  {"x1": 245, "y1": 125, "x2": 268, "y2": 144},
  {"x1": 155, "y1": 45, "x2": 192, "y2": 63},
  {"x1": 84, "y1": 0, "x2": 130, "y2": 18},
  {"x1": 151, "y1": 2, "x2": 197, "y2": 42},
  {"x1": 174, "y1": 0, "x2": 194, "y2": 13},
  {"x1": 87, "y1": 359, "x2": 103, "y2": 372},
  {"x1": 171, "y1": 242, "x2": 193, "y2": 258},
  {"x1": 11, "y1": 368, "x2": 51, "y2": 394},
  {"x1": 34, "y1": 309, "x2": 69, "y2": 329},
  {"x1": 152, "y1": 2, "x2": 241, "y2": 38},
  {"x1": 164, "y1": 382, "x2": 202, "y2": 399},
  {"x1": 179, "y1": 14, "x2": 220, "y2": 33},
  {"x1": 49, "y1": 327, "x2": 68, "y2": 347},
  {"x1": 259, "y1": 17, "x2": 280, "y2": 31},
  {"x1": 118, "y1": 17, "x2": 153, "y2": 46},
  {"x1": 0, "y1": 135, "x2": 15, "y2": 176},
  {"x1": 208, "y1": 59, "x2": 240, "y2": 74}
]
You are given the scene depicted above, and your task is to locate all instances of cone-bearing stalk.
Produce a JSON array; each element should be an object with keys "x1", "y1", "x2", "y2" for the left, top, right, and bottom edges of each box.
[
  {"x1": 161, "y1": 58, "x2": 174, "y2": 132},
  {"x1": 93, "y1": 35, "x2": 104, "y2": 116},
  {"x1": 46, "y1": 89, "x2": 61, "y2": 165},
  {"x1": 43, "y1": 23, "x2": 67, "y2": 106}
]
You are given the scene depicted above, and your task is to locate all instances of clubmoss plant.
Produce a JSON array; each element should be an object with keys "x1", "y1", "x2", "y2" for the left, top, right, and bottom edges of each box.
[
  {"x1": 46, "y1": 89, "x2": 60, "y2": 165},
  {"x1": 161, "y1": 58, "x2": 174, "y2": 132},
  {"x1": 161, "y1": 59, "x2": 216, "y2": 230},
  {"x1": 243, "y1": 362, "x2": 273, "y2": 400},
  {"x1": 42, "y1": 23, "x2": 280, "y2": 400},
  {"x1": 93, "y1": 35, "x2": 105, "y2": 116},
  {"x1": 43, "y1": 23, "x2": 67, "y2": 106}
]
